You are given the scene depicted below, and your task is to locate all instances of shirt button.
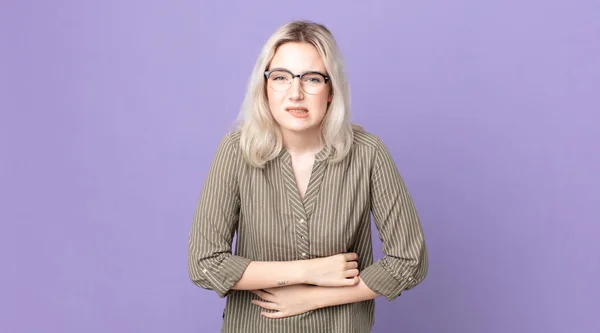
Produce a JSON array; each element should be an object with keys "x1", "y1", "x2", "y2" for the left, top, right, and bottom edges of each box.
[
  {"x1": 301, "y1": 253, "x2": 307, "y2": 257},
  {"x1": 202, "y1": 269, "x2": 208, "y2": 273},
  {"x1": 299, "y1": 219, "x2": 305, "y2": 223},
  {"x1": 301, "y1": 236, "x2": 306, "y2": 240}
]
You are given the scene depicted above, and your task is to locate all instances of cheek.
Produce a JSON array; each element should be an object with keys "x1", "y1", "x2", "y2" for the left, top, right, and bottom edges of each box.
[
  {"x1": 267, "y1": 90, "x2": 283, "y2": 112},
  {"x1": 309, "y1": 95, "x2": 330, "y2": 116}
]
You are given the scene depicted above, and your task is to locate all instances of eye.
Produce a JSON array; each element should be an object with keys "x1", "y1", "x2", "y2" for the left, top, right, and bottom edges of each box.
[
  {"x1": 269, "y1": 70, "x2": 291, "y2": 82},
  {"x1": 303, "y1": 75, "x2": 323, "y2": 84}
]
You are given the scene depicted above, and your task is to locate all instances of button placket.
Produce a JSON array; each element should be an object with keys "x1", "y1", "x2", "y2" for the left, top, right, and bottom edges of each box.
[{"x1": 296, "y1": 216, "x2": 310, "y2": 259}]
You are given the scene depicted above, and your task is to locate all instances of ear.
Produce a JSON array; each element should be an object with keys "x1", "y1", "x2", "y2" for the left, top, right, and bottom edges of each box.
[{"x1": 328, "y1": 92, "x2": 333, "y2": 102}]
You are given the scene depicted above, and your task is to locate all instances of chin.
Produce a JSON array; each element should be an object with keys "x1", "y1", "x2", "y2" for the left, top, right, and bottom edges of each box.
[{"x1": 279, "y1": 123, "x2": 315, "y2": 133}]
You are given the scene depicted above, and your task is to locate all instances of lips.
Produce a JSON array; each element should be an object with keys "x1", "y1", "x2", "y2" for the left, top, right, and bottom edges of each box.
[
  {"x1": 285, "y1": 106, "x2": 309, "y2": 118},
  {"x1": 285, "y1": 106, "x2": 308, "y2": 113}
]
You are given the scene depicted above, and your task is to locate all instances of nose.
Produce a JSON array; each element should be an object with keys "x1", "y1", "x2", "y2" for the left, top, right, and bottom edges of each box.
[{"x1": 288, "y1": 77, "x2": 304, "y2": 100}]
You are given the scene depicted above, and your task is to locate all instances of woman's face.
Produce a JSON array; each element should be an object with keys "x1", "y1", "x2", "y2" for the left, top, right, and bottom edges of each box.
[{"x1": 266, "y1": 42, "x2": 332, "y2": 137}]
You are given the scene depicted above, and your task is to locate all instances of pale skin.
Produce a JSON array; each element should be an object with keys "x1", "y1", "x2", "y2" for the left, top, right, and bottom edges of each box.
[{"x1": 232, "y1": 42, "x2": 380, "y2": 318}]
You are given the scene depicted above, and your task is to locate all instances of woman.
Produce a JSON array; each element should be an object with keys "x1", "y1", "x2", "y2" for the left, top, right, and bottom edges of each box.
[{"x1": 188, "y1": 20, "x2": 427, "y2": 333}]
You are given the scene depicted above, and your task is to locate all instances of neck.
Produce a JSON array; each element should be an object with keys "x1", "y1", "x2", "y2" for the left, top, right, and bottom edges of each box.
[{"x1": 281, "y1": 128, "x2": 323, "y2": 156}]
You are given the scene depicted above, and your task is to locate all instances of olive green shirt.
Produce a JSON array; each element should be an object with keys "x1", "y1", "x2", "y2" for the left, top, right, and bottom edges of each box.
[{"x1": 188, "y1": 129, "x2": 427, "y2": 333}]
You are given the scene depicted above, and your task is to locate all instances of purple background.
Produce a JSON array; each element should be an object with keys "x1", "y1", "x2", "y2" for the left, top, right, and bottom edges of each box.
[{"x1": 2, "y1": 1, "x2": 599, "y2": 332}]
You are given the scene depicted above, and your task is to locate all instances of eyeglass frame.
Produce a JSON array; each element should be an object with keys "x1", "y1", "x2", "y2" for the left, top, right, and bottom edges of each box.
[{"x1": 264, "y1": 68, "x2": 330, "y2": 94}]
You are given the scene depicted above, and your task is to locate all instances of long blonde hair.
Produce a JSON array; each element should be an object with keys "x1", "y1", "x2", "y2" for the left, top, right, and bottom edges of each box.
[{"x1": 236, "y1": 20, "x2": 361, "y2": 168}]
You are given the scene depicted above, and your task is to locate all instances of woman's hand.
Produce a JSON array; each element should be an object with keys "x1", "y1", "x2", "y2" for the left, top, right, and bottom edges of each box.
[
  {"x1": 250, "y1": 285, "x2": 319, "y2": 319},
  {"x1": 302, "y1": 253, "x2": 360, "y2": 287}
]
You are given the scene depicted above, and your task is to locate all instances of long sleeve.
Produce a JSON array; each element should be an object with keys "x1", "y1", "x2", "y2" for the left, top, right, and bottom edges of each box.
[
  {"x1": 188, "y1": 132, "x2": 252, "y2": 298},
  {"x1": 359, "y1": 137, "x2": 428, "y2": 301}
]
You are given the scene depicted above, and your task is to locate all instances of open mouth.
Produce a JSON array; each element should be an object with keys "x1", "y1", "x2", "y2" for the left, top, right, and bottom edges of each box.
[
  {"x1": 287, "y1": 109, "x2": 308, "y2": 114},
  {"x1": 285, "y1": 106, "x2": 308, "y2": 114}
]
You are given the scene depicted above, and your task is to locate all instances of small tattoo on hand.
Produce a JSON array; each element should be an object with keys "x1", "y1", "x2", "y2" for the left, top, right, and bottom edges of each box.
[{"x1": 277, "y1": 281, "x2": 289, "y2": 286}]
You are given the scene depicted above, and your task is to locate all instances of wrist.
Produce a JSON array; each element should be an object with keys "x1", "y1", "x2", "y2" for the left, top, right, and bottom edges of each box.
[
  {"x1": 295, "y1": 259, "x2": 311, "y2": 285},
  {"x1": 306, "y1": 285, "x2": 324, "y2": 310}
]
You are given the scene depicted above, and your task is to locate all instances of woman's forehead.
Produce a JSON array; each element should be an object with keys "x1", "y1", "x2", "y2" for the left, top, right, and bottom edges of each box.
[{"x1": 270, "y1": 42, "x2": 326, "y2": 72}]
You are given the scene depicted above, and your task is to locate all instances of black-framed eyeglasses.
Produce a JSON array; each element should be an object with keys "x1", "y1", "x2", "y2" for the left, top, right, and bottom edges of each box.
[{"x1": 264, "y1": 68, "x2": 330, "y2": 95}]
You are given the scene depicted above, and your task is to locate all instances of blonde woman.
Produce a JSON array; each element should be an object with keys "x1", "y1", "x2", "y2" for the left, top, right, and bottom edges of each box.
[{"x1": 188, "y1": 20, "x2": 428, "y2": 333}]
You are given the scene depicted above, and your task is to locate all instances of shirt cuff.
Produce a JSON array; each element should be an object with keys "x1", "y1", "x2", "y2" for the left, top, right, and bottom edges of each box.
[
  {"x1": 203, "y1": 255, "x2": 253, "y2": 298},
  {"x1": 360, "y1": 260, "x2": 412, "y2": 301}
]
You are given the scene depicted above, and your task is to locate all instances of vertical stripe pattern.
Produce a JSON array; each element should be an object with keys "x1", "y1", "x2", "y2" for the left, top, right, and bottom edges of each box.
[{"x1": 188, "y1": 129, "x2": 428, "y2": 333}]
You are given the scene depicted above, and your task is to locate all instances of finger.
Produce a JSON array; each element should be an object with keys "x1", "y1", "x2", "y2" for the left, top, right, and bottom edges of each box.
[
  {"x1": 251, "y1": 300, "x2": 279, "y2": 311},
  {"x1": 345, "y1": 261, "x2": 358, "y2": 269},
  {"x1": 343, "y1": 276, "x2": 360, "y2": 286},
  {"x1": 261, "y1": 311, "x2": 287, "y2": 319},
  {"x1": 252, "y1": 290, "x2": 276, "y2": 302},
  {"x1": 260, "y1": 288, "x2": 274, "y2": 295},
  {"x1": 344, "y1": 268, "x2": 359, "y2": 278},
  {"x1": 344, "y1": 253, "x2": 358, "y2": 261}
]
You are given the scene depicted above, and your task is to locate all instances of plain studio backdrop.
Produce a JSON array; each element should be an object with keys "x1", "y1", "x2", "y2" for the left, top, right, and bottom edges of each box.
[{"x1": 1, "y1": 1, "x2": 599, "y2": 332}]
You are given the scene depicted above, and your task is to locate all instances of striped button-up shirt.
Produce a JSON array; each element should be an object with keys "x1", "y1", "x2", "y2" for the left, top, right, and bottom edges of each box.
[{"x1": 188, "y1": 129, "x2": 428, "y2": 333}]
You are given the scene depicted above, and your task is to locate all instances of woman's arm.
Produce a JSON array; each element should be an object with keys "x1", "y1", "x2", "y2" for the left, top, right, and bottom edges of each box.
[
  {"x1": 188, "y1": 133, "x2": 249, "y2": 298},
  {"x1": 358, "y1": 137, "x2": 428, "y2": 301},
  {"x1": 311, "y1": 278, "x2": 379, "y2": 308},
  {"x1": 231, "y1": 261, "x2": 309, "y2": 290},
  {"x1": 231, "y1": 253, "x2": 360, "y2": 291},
  {"x1": 250, "y1": 278, "x2": 379, "y2": 318}
]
